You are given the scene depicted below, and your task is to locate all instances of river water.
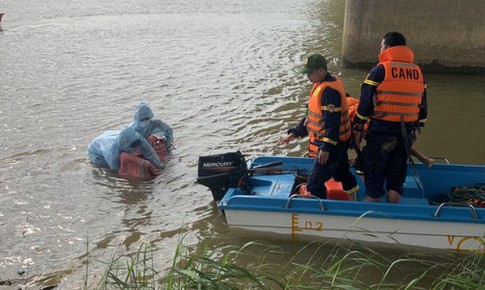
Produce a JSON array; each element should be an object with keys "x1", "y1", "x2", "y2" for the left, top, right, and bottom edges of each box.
[{"x1": 1, "y1": 0, "x2": 484, "y2": 287}]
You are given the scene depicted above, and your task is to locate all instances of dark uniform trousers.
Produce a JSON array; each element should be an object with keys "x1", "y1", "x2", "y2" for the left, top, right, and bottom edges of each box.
[{"x1": 306, "y1": 141, "x2": 358, "y2": 199}]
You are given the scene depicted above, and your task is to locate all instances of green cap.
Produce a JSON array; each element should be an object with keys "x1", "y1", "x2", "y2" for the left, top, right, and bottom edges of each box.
[{"x1": 300, "y1": 53, "x2": 327, "y2": 73}]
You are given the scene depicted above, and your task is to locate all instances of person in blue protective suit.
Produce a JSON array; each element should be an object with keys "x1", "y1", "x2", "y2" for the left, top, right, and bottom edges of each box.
[
  {"x1": 129, "y1": 102, "x2": 174, "y2": 148},
  {"x1": 87, "y1": 126, "x2": 164, "y2": 171}
]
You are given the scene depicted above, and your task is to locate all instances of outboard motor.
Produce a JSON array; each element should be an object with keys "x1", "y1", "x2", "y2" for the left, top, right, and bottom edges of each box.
[{"x1": 197, "y1": 151, "x2": 247, "y2": 201}]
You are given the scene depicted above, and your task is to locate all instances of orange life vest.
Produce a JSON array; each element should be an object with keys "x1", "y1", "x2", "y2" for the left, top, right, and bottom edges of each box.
[
  {"x1": 374, "y1": 46, "x2": 425, "y2": 123},
  {"x1": 347, "y1": 96, "x2": 369, "y2": 133},
  {"x1": 306, "y1": 77, "x2": 351, "y2": 158},
  {"x1": 347, "y1": 96, "x2": 359, "y2": 121}
]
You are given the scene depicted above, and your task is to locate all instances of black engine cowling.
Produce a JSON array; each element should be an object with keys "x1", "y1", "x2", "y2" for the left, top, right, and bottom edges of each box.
[{"x1": 197, "y1": 151, "x2": 247, "y2": 201}]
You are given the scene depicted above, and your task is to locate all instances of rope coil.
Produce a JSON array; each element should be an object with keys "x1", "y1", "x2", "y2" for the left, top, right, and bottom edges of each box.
[{"x1": 448, "y1": 183, "x2": 485, "y2": 208}]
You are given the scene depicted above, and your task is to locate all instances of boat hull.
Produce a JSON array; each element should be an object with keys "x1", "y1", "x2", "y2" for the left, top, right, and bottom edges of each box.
[
  {"x1": 217, "y1": 156, "x2": 485, "y2": 252},
  {"x1": 225, "y1": 209, "x2": 485, "y2": 252}
]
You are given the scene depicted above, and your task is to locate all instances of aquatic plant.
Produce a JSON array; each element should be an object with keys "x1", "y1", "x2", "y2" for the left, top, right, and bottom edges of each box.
[
  {"x1": 88, "y1": 237, "x2": 484, "y2": 290},
  {"x1": 26, "y1": 234, "x2": 484, "y2": 289}
]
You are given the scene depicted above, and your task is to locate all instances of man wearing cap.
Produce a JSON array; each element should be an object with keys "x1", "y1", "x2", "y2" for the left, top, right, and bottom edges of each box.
[{"x1": 284, "y1": 53, "x2": 359, "y2": 200}]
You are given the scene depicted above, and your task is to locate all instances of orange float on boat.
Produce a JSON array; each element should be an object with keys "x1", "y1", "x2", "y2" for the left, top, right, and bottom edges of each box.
[
  {"x1": 297, "y1": 178, "x2": 350, "y2": 200},
  {"x1": 325, "y1": 178, "x2": 350, "y2": 200}
]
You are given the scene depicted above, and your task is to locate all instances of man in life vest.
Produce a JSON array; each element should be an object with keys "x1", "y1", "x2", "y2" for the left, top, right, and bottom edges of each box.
[
  {"x1": 349, "y1": 96, "x2": 433, "y2": 178},
  {"x1": 352, "y1": 32, "x2": 428, "y2": 203},
  {"x1": 290, "y1": 53, "x2": 359, "y2": 200},
  {"x1": 279, "y1": 93, "x2": 359, "y2": 159}
]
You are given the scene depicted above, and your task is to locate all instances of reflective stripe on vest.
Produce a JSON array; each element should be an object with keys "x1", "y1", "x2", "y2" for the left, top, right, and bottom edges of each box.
[
  {"x1": 374, "y1": 59, "x2": 424, "y2": 123},
  {"x1": 306, "y1": 77, "x2": 351, "y2": 156}
]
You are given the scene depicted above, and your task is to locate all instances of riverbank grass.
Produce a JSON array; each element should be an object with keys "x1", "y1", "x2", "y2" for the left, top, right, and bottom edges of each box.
[{"x1": 88, "y1": 237, "x2": 484, "y2": 290}]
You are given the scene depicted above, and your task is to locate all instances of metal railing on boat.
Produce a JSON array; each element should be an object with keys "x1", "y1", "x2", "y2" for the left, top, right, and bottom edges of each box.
[
  {"x1": 433, "y1": 202, "x2": 480, "y2": 220},
  {"x1": 285, "y1": 194, "x2": 326, "y2": 211}
]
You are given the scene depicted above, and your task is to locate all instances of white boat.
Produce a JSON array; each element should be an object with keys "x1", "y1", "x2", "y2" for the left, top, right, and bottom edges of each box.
[{"x1": 198, "y1": 153, "x2": 485, "y2": 252}]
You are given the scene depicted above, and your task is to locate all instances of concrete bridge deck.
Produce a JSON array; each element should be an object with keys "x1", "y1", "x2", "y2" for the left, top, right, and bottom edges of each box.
[{"x1": 342, "y1": 0, "x2": 485, "y2": 73}]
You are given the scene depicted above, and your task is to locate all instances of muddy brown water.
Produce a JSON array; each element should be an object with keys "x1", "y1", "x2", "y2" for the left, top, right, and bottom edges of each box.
[{"x1": 0, "y1": 0, "x2": 484, "y2": 287}]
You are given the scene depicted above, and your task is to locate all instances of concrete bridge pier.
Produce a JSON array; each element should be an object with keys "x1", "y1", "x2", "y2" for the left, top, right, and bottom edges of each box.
[{"x1": 342, "y1": 0, "x2": 485, "y2": 73}]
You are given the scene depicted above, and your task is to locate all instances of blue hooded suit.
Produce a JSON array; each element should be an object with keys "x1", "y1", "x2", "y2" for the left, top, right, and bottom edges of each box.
[
  {"x1": 87, "y1": 126, "x2": 163, "y2": 171},
  {"x1": 129, "y1": 102, "x2": 173, "y2": 147}
]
